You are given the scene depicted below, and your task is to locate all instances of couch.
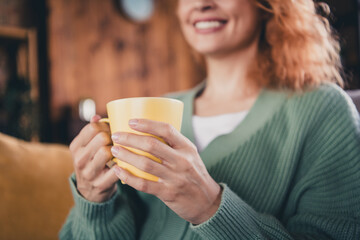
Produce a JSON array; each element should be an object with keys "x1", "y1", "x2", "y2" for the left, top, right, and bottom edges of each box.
[
  {"x1": 347, "y1": 89, "x2": 360, "y2": 113},
  {"x1": 0, "y1": 133, "x2": 74, "y2": 240}
]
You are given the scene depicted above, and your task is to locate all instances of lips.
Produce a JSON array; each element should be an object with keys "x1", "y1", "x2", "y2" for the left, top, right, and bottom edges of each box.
[{"x1": 193, "y1": 18, "x2": 228, "y2": 33}]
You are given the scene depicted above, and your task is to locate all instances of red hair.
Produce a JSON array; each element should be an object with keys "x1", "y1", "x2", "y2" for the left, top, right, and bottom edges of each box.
[{"x1": 252, "y1": 0, "x2": 343, "y2": 90}]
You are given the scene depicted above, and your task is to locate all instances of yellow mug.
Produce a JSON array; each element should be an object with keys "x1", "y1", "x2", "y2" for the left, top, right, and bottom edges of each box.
[{"x1": 100, "y1": 97, "x2": 184, "y2": 182}]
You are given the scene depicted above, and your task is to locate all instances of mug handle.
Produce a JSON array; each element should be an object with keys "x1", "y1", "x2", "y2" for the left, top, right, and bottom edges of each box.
[{"x1": 99, "y1": 118, "x2": 109, "y2": 124}]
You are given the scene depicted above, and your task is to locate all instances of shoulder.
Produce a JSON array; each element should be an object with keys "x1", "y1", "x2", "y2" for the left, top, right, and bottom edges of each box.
[
  {"x1": 163, "y1": 81, "x2": 205, "y2": 102},
  {"x1": 282, "y1": 84, "x2": 360, "y2": 150},
  {"x1": 307, "y1": 83, "x2": 352, "y2": 103},
  {"x1": 271, "y1": 83, "x2": 360, "y2": 144},
  {"x1": 291, "y1": 83, "x2": 349, "y2": 105},
  {"x1": 287, "y1": 83, "x2": 358, "y2": 119},
  {"x1": 163, "y1": 89, "x2": 192, "y2": 102}
]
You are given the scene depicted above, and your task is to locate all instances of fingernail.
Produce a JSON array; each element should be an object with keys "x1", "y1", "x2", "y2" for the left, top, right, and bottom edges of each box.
[
  {"x1": 129, "y1": 119, "x2": 138, "y2": 127},
  {"x1": 112, "y1": 166, "x2": 121, "y2": 175},
  {"x1": 111, "y1": 146, "x2": 119, "y2": 155},
  {"x1": 111, "y1": 133, "x2": 120, "y2": 142}
]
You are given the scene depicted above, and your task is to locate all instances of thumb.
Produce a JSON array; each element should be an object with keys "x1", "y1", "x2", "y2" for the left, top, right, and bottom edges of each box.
[{"x1": 90, "y1": 115, "x2": 102, "y2": 123}]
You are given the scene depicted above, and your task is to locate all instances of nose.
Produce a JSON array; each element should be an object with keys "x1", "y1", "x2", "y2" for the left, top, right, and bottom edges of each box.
[{"x1": 193, "y1": 0, "x2": 216, "y2": 12}]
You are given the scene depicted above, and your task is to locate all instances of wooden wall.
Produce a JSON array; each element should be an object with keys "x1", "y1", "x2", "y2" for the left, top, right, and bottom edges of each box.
[{"x1": 47, "y1": 0, "x2": 205, "y2": 122}]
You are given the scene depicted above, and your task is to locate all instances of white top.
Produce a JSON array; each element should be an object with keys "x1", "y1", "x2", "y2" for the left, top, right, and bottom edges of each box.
[{"x1": 192, "y1": 111, "x2": 249, "y2": 152}]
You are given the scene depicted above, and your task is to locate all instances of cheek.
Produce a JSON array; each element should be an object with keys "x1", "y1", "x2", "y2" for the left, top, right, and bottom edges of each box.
[
  {"x1": 231, "y1": 4, "x2": 261, "y2": 36},
  {"x1": 176, "y1": 0, "x2": 191, "y2": 24},
  {"x1": 181, "y1": 26, "x2": 196, "y2": 49},
  {"x1": 176, "y1": 7, "x2": 193, "y2": 40}
]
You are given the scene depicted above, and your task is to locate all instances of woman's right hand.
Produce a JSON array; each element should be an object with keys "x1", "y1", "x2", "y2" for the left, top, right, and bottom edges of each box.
[{"x1": 69, "y1": 115, "x2": 119, "y2": 203}]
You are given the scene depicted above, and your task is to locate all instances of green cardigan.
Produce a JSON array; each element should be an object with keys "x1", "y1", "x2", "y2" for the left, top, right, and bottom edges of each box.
[{"x1": 60, "y1": 83, "x2": 360, "y2": 239}]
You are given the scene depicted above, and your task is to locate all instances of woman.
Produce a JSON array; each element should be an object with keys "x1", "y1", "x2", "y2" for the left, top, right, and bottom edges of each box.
[{"x1": 60, "y1": 0, "x2": 360, "y2": 239}]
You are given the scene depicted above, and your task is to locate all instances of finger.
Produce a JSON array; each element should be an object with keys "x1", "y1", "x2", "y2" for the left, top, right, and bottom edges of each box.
[
  {"x1": 128, "y1": 119, "x2": 190, "y2": 148},
  {"x1": 111, "y1": 132, "x2": 177, "y2": 162},
  {"x1": 70, "y1": 122, "x2": 110, "y2": 153},
  {"x1": 93, "y1": 168, "x2": 120, "y2": 193},
  {"x1": 91, "y1": 114, "x2": 102, "y2": 123},
  {"x1": 113, "y1": 166, "x2": 162, "y2": 195},
  {"x1": 82, "y1": 145, "x2": 113, "y2": 180},
  {"x1": 86, "y1": 131, "x2": 112, "y2": 159},
  {"x1": 111, "y1": 146, "x2": 169, "y2": 178},
  {"x1": 73, "y1": 131, "x2": 112, "y2": 170}
]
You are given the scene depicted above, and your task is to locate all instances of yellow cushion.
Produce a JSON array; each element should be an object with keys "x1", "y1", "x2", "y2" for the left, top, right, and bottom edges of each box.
[{"x1": 0, "y1": 133, "x2": 74, "y2": 240}]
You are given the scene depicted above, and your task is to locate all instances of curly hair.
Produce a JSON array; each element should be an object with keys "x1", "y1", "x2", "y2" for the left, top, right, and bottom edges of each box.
[{"x1": 252, "y1": 0, "x2": 344, "y2": 90}]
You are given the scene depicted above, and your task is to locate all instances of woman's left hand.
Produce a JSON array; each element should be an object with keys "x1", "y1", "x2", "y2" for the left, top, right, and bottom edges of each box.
[{"x1": 111, "y1": 119, "x2": 222, "y2": 225}]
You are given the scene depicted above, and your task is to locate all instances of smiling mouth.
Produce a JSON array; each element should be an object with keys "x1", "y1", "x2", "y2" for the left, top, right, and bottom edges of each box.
[{"x1": 194, "y1": 20, "x2": 228, "y2": 31}]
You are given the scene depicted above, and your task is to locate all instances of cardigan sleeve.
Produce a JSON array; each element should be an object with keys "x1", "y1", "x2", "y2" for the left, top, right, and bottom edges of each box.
[
  {"x1": 191, "y1": 86, "x2": 360, "y2": 239},
  {"x1": 59, "y1": 174, "x2": 144, "y2": 240}
]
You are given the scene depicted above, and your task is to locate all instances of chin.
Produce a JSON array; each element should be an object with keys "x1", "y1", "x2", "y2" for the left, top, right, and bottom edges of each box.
[
  {"x1": 189, "y1": 41, "x2": 221, "y2": 54},
  {"x1": 192, "y1": 45, "x2": 230, "y2": 57},
  {"x1": 194, "y1": 48, "x2": 217, "y2": 56}
]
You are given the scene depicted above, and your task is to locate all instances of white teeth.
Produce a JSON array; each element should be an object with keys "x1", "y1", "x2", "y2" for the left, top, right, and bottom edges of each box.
[{"x1": 195, "y1": 21, "x2": 223, "y2": 30}]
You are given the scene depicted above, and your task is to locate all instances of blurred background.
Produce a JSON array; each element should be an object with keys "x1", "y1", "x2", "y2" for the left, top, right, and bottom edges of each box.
[{"x1": 0, "y1": 0, "x2": 359, "y2": 144}]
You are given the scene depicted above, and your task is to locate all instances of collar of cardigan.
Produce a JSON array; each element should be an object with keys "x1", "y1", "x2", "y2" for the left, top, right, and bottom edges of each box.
[{"x1": 180, "y1": 81, "x2": 288, "y2": 170}]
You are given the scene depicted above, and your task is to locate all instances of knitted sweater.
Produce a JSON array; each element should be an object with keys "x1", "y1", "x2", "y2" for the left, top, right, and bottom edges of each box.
[{"x1": 59, "y1": 83, "x2": 360, "y2": 239}]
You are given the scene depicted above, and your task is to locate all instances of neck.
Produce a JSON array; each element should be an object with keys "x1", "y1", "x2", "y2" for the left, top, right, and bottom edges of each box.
[{"x1": 202, "y1": 40, "x2": 260, "y2": 100}]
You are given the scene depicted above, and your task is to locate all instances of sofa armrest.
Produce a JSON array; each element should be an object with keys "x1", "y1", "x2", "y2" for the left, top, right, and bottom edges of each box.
[
  {"x1": 346, "y1": 89, "x2": 360, "y2": 113},
  {"x1": 0, "y1": 133, "x2": 74, "y2": 240}
]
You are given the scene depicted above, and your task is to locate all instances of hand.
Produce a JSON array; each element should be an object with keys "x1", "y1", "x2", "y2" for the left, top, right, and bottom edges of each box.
[
  {"x1": 111, "y1": 119, "x2": 222, "y2": 224},
  {"x1": 69, "y1": 115, "x2": 119, "y2": 202}
]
